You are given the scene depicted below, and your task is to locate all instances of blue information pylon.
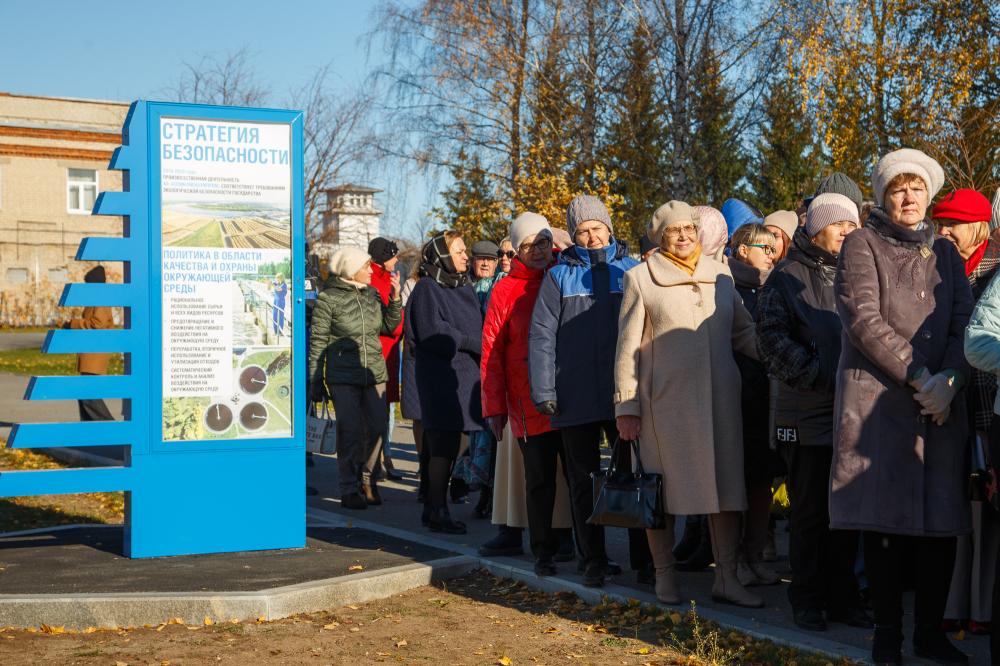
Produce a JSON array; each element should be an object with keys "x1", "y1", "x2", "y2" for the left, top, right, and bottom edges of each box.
[{"x1": 0, "y1": 101, "x2": 306, "y2": 558}]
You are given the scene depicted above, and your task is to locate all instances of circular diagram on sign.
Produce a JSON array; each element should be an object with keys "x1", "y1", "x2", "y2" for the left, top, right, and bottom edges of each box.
[
  {"x1": 277, "y1": 385, "x2": 290, "y2": 398},
  {"x1": 204, "y1": 403, "x2": 233, "y2": 433},
  {"x1": 239, "y1": 365, "x2": 268, "y2": 394},
  {"x1": 239, "y1": 402, "x2": 268, "y2": 431}
]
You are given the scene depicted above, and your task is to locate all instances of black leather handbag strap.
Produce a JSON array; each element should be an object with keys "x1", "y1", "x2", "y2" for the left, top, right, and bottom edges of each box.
[{"x1": 610, "y1": 437, "x2": 647, "y2": 476}]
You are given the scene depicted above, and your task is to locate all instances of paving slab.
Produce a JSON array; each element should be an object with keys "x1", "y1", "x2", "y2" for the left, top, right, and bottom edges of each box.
[
  {"x1": 0, "y1": 332, "x2": 46, "y2": 351},
  {"x1": 0, "y1": 524, "x2": 475, "y2": 629},
  {"x1": 0, "y1": 525, "x2": 451, "y2": 594}
]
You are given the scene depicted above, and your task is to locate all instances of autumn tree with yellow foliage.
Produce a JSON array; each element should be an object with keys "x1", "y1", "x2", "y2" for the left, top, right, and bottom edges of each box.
[{"x1": 780, "y1": 0, "x2": 1000, "y2": 195}]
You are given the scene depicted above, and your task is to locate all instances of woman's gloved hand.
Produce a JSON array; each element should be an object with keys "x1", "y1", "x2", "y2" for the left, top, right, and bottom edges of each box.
[
  {"x1": 310, "y1": 380, "x2": 328, "y2": 403},
  {"x1": 913, "y1": 372, "x2": 957, "y2": 416},
  {"x1": 535, "y1": 401, "x2": 558, "y2": 416}
]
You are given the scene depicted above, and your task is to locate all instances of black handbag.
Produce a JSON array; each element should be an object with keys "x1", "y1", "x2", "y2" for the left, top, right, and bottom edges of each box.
[{"x1": 587, "y1": 437, "x2": 665, "y2": 529}]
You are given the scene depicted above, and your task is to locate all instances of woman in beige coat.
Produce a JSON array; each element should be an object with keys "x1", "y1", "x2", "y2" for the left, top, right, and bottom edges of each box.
[{"x1": 614, "y1": 200, "x2": 761, "y2": 608}]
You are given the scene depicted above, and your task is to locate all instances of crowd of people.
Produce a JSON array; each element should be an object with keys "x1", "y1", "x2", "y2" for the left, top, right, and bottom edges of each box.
[{"x1": 309, "y1": 147, "x2": 1000, "y2": 666}]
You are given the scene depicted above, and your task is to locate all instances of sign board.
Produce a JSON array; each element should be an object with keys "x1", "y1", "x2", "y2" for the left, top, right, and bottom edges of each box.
[{"x1": 0, "y1": 101, "x2": 306, "y2": 558}]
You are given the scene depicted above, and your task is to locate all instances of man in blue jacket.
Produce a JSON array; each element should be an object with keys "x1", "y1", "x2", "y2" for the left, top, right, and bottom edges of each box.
[{"x1": 529, "y1": 194, "x2": 651, "y2": 587}]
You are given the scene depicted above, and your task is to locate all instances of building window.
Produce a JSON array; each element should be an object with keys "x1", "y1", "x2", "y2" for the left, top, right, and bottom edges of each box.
[
  {"x1": 67, "y1": 168, "x2": 98, "y2": 214},
  {"x1": 6, "y1": 268, "x2": 29, "y2": 284},
  {"x1": 48, "y1": 267, "x2": 69, "y2": 283}
]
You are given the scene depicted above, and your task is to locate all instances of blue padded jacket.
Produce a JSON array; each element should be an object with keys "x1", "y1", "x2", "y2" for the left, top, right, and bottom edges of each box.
[{"x1": 528, "y1": 240, "x2": 638, "y2": 427}]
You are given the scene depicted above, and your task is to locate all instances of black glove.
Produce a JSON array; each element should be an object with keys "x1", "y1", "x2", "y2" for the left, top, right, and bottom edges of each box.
[
  {"x1": 310, "y1": 380, "x2": 328, "y2": 403},
  {"x1": 535, "y1": 400, "x2": 558, "y2": 416}
]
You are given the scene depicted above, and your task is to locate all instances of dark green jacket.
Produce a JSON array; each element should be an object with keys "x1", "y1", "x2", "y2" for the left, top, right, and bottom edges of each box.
[{"x1": 308, "y1": 277, "x2": 402, "y2": 387}]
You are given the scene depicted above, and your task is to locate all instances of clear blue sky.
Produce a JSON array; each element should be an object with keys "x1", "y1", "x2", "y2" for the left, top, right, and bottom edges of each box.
[
  {"x1": 0, "y1": 0, "x2": 435, "y2": 238},
  {"x1": 0, "y1": 0, "x2": 375, "y2": 101}
]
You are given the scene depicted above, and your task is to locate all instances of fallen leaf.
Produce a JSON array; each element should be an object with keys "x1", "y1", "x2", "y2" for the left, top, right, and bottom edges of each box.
[
  {"x1": 348, "y1": 565, "x2": 364, "y2": 572},
  {"x1": 323, "y1": 622, "x2": 340, "y2": 630},
  {"x1": 376, "y1": 652, "x2": 392, "y2": 657},
  {"x1": 156, "y1": 624, "x2": 167, "y2": 632},
  {"x1": 115, "y1": 662, "x2": 128, "y2": 666},
  {"x1": 543, "y1": 626, "x2": 560, "y2": 634},
  {"x1": 668, "y1": 612, "x2": 682, "y2": 625},
  {"x1": 497, "y1": 657, "x2": 513, "y2": 666},
  {"x1": 395, "y1": 639, "x2": 408, "y2": 647},
  {"x1": 203, "y1": 617, "x2": 214, "y2": 626},
  {"x1": 955, "y1": 629, "x2": 966, "y2": 641},
  {"x1": 39, "y1": 624, "x2": 65, "y2": 634},
  {"x1": 167, "y1": 617, "x2": 185, "y2": 625},
  {"x1": 257, "y1": 615, "x2": 266, "y2": 623},
  {"x1": 350, "y1": 627, "x2": 360, "y2": 633},
  {"x1": 347, "y1": 605, "x2": 360, "y2": 610}
]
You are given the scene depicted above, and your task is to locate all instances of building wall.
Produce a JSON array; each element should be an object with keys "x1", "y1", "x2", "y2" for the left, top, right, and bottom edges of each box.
[{"x1": 0, "y1": 93, "x2": 128, "y2": 326}]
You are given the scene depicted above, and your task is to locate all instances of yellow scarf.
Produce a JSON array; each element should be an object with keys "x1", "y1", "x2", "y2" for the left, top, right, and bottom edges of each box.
[{"x1": 660, "y1": 244, "x2": 702, "y2": 275}]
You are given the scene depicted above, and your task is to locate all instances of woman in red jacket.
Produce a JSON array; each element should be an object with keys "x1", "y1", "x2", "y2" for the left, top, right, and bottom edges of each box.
[{"x1": 481, "y1": 212, "x2": 567, "y2": 576}]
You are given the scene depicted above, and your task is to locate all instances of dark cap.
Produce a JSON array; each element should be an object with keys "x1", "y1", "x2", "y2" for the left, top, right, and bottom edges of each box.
[
  {"x1": 471, "y1": 240, "x2": 500, "y2": 258},
  {"x1": 367, "y1": 237, "x2": 399, "y2": 265}
]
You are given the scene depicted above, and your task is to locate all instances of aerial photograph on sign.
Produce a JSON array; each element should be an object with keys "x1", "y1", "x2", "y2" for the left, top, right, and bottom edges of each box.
[{"x1": 162, "y1": 201, "x2": 291, "y2": 249}]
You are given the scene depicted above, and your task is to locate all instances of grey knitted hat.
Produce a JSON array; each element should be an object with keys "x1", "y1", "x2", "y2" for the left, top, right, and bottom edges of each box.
[
  {"x1": 566, "y1": 195, "x2": 613, "y2": 237},
  {"x1": 808, "y1": 172, "x2": 863, "y2": 211}
]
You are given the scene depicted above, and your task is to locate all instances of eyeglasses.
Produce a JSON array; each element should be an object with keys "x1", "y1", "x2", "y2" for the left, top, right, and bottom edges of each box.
[
  {"x1": 746, "y1": 243, "x2": 776, "y2": 255},
  {"x1": 664, "y1": 224, "x2": 698, "y2": 239},
  {"x1": 497, "y1": 250, "x2": 515, "y2": 259},
  {"x1": 518, "y1": 238, "x2": 553, "y2": 253}
]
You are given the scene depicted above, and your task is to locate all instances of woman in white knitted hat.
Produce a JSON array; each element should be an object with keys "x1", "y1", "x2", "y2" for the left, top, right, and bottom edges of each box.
[
  {"x1": 614, "y1": 200, "x2": 762, "y2": 608},
  {"x1": 831, "y1": 148, "x2": 972, "y2": 665},
  {"x1": 308, "y1": 247, "x2": 402, "y2": 510}
]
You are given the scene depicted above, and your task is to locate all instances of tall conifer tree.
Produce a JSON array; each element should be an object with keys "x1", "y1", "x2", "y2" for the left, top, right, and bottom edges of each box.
[
  {"x1": 745, "y1": 77, "x2": 821, "y2": 212},
  {"x1": 605, "y1": 20, "x2": 666, "y2": 249},
  {"x1": 687, "y1": 38, "x2": 744, "y2": 207}
]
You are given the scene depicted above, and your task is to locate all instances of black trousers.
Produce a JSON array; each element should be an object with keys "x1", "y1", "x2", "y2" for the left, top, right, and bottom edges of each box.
[
  {"x1": 559, "y1": 420, "x2": 651, "y2": 571},
  {"x1": 779, "y1": 443, "x2": 861, "y2": 613},
  {"x1": 78, "y1": 372, "x2": 113, "y2": 422},
  {"x1": 863, "y1": 531, "x2": 956, "y2": 632},
  {"x1": 519, "y1": 430, "x2": 566, "y2": 561}
]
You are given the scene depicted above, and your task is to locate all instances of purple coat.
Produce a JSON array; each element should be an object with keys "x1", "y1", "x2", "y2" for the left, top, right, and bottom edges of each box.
[{"x1": 830, "y1": 210, "x2": 973, "y2": 537}]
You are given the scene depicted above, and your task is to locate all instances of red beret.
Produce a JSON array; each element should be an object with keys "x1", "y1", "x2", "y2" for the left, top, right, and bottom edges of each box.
[{"x1": 931, "y1": 189, "x2": 992, "y2": 224}]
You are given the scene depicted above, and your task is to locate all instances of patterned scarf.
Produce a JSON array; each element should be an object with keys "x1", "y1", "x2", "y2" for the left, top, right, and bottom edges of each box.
[{"x1": 419, "y1": 234, "x2": 469, "y2": 288}]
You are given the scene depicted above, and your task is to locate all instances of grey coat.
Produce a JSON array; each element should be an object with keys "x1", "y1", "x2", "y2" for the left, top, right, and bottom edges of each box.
[{"x1": 830, "y1": 209, "x2": 973, "y2": 537}]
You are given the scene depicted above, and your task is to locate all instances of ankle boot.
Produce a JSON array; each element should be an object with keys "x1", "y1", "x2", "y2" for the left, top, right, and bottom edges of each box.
[
  {"x1": 708, "y1": 512, "x2": 763, "y2": 608},
  {"x1": 646, "y1": 524, "x2": 681, "y2": 605},
  {"x1": 672, "y1": 514, "x2": 702, "y2": 562},
  {"x1": 737, "y1": 558, "x2": 781, "y2": 586},
  {"x1": 913, "y1": 624, "x2": 968, "y2": 665},
  {"x1": 361, "y1": 482, "x2": 382, "y2": 506}
]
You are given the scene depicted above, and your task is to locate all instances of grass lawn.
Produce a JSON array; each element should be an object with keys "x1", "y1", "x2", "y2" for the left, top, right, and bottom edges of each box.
[
  {"x1": 0, "y1": 446, "x2": 124, "y2": 532},
  {"x1": 0, "y1": 348, "x2": 123, "y2": 376}
]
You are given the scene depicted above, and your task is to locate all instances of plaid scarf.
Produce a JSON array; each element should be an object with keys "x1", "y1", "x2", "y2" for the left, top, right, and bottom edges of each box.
[{"x1": 418, "y1": 234, "x2": 469, "y2": 288}]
